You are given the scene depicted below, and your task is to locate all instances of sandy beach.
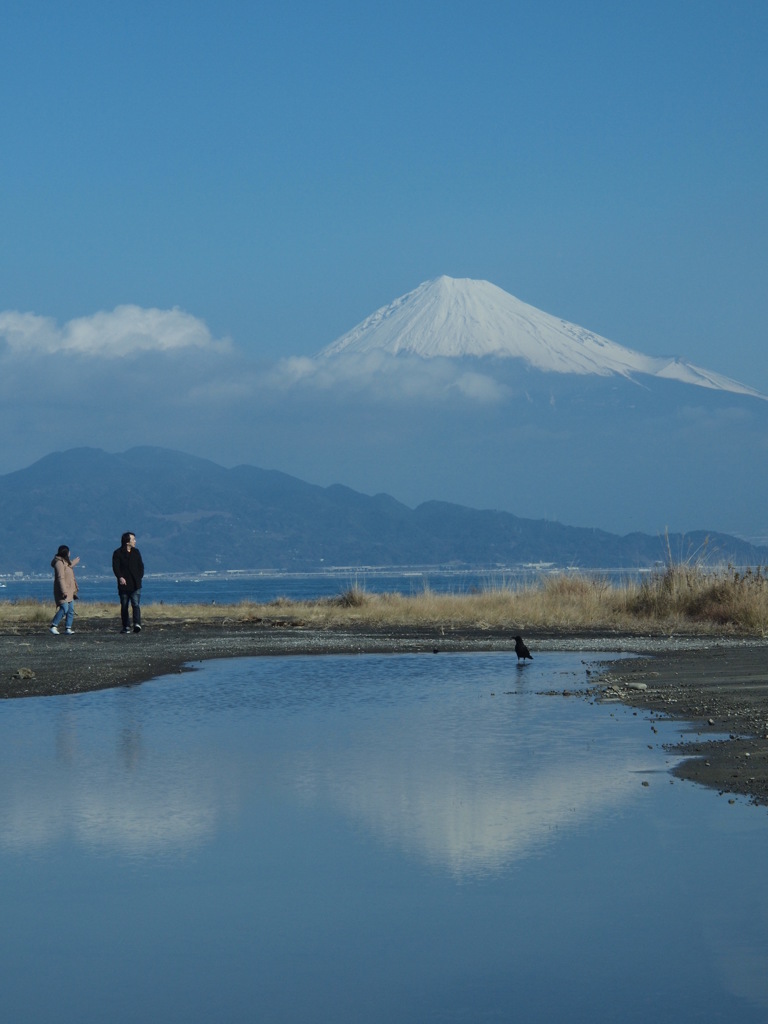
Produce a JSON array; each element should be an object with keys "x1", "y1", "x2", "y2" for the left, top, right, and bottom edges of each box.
[{"x1": 2, "y1": 618, "x2": 768, "y2": 806}]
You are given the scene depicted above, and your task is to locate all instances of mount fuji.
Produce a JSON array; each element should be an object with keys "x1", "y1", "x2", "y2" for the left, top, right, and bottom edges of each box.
[
  {"x1": 319, "y1": 276, "x2": 765, "y2": 400},
  {"x1": 273, "y1": 275, "x2": 768, "y2": 542}
]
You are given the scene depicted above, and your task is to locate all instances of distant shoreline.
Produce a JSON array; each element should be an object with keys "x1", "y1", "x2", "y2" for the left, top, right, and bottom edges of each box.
[{"x1": 2, "y1": 619, "x2": 768, "y2": 807}]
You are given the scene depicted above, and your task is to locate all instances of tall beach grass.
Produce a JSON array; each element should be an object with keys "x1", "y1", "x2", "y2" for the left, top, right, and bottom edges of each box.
[{"x1": 3, "y1": 564, "x2": 768, "y2": 634}]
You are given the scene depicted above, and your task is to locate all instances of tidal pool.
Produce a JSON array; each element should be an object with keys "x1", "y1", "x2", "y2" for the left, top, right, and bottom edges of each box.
[{"x1": 1, "y1": 651, "x2": 767, "y2": 1023}]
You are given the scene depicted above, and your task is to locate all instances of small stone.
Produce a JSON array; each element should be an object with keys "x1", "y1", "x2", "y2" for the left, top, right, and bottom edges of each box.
[
  {"x1": 708, "y1": 718, "x2": 715, "y2": 726},
  {"x1": 13, "y1": 667, "x2": 36, "y2": 680},
  {"x1": 625, "y1": 681, "x2": 648, "y2": 691}
]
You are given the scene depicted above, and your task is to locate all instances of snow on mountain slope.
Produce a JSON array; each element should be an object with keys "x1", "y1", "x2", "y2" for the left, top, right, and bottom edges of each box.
[{"x1": 319, "y1": 276, "x2": 765, "y2": 399}]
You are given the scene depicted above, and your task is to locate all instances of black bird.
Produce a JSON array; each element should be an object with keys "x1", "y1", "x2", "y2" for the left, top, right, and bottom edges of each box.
[{"x1": 514, "y1": 635, "x2": 533, "y2": 663}]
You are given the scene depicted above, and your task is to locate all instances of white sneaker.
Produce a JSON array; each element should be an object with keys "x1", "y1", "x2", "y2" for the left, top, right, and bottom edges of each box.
[
  {"x1": 65, "y1": 628, "x2": 75, "y2": 634},
  {"x1": 49, "y1": 625, "x2": 60, "y2": 635}
]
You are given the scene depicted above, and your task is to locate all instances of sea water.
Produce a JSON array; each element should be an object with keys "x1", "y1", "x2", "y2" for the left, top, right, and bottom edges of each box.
[
  {"x1": 1, "y1": 651, "x2": 767, "y2": 1023},
  {"x1": 0, "y1": 567, "x2": 647, "y2": 605}
]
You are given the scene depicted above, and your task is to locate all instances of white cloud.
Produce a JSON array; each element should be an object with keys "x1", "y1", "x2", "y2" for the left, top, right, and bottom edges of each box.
[
  {"x1": 0, "y1": 303, "x2": 505, "y2": 410},
  {"x1": 267, "y1": 351, "x2": 509, "y2": 404},
  {"x1": 0, "y1": 303, "x2": 244, "y2": 472},
  {"x1": 449, "y1": 370, "x2": 509, "y2": 402},
  {"x1": 0, "y1": 305, "x2": 231, "y2": 358},
  {"x1": 0, "y1": 311, "x2": 59, "y2": 353}
]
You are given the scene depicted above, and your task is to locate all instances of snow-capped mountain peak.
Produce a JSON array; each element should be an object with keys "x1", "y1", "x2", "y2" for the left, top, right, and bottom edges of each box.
[{"x1": 318, "y1": 276, "x2": 764, "y2": 399}]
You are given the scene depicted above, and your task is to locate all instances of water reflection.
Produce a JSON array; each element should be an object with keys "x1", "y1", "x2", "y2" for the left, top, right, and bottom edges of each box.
[
  {"x1": 280, "y1": 681, "x2": 649, "y2": 878},
  {"x1": 1, "y1": 689, "x2": 234, "y2": 854},
  {"x1": 2, "y1": 652, "x2": 768, "y2": 1024},
  {"x1": 2, "y1": 653, "x2": 652, "y2": 874}
]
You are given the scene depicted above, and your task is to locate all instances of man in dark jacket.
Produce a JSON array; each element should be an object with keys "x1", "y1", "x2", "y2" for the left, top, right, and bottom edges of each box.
[{"x1": 112, "y1": 532, "x2": 145, "y2": 634}]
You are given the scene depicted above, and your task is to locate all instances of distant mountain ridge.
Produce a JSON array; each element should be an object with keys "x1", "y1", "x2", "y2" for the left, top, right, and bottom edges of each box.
[
  {"x1": 319, "y1": 276, "x2": 765, "y2": 399},
  {"x1": 0, "y1": 447, "x2": 765, "y2": 576}
]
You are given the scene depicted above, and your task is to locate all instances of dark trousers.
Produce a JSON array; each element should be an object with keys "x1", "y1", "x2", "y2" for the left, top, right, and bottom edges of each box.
[{"x1": 120, "y1": 590, "x2": 142, "y2": 629}]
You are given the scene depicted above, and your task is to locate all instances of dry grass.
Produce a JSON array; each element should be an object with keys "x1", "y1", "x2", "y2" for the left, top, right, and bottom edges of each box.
[
  {"x1": 4, "y1": 565, "x2": 768, "y2": 635},
  {"x1": 624, "y1": 564, "x2": 768, "y2": 633}
]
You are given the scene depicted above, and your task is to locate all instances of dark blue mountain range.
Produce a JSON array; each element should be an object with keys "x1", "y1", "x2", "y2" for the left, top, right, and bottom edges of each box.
[{"x1": 0, "y1": 447, "x2": 765, "y2": 576}]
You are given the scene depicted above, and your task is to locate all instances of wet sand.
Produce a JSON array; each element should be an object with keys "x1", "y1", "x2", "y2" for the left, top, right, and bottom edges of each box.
[
  {"x1": 595, "y1": 642, "x2": 768, "y2": 806},
  {"x1": 2, "y1": 619, "x2": 767, "y2": 805}
]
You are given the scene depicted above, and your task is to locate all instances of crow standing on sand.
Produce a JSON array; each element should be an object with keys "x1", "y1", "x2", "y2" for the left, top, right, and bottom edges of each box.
[{"x1": 514, "y1": 635, "x2": 533, "y2": 663}]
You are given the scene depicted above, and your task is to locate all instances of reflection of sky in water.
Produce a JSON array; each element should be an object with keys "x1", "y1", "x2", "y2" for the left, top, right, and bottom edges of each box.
[{"x1": 1, "y1": 652, "x2": 768, "y2": 1023}]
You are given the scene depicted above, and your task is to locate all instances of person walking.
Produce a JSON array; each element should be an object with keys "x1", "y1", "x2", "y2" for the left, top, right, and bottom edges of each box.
[
  {"x1": 49, "y1": 545, "x2": 79, "y2": 635},
  {"x1": 112, "y1": 532, "x2": 144, "y2": 634}
]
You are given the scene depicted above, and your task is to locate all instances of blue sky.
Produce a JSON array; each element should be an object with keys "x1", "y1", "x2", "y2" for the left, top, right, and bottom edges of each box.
[
  {"x1": 1, "y1": 1, "x2": 767, "y2": 535},
  {"x1": 3, "y1": 1, "x2": 766, "y2": 370}
]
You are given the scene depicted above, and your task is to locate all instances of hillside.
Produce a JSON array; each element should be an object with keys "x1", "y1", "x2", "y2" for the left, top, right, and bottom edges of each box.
[{"x1": 1, "y1": 447, "x2": 766, "y2": 576}]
